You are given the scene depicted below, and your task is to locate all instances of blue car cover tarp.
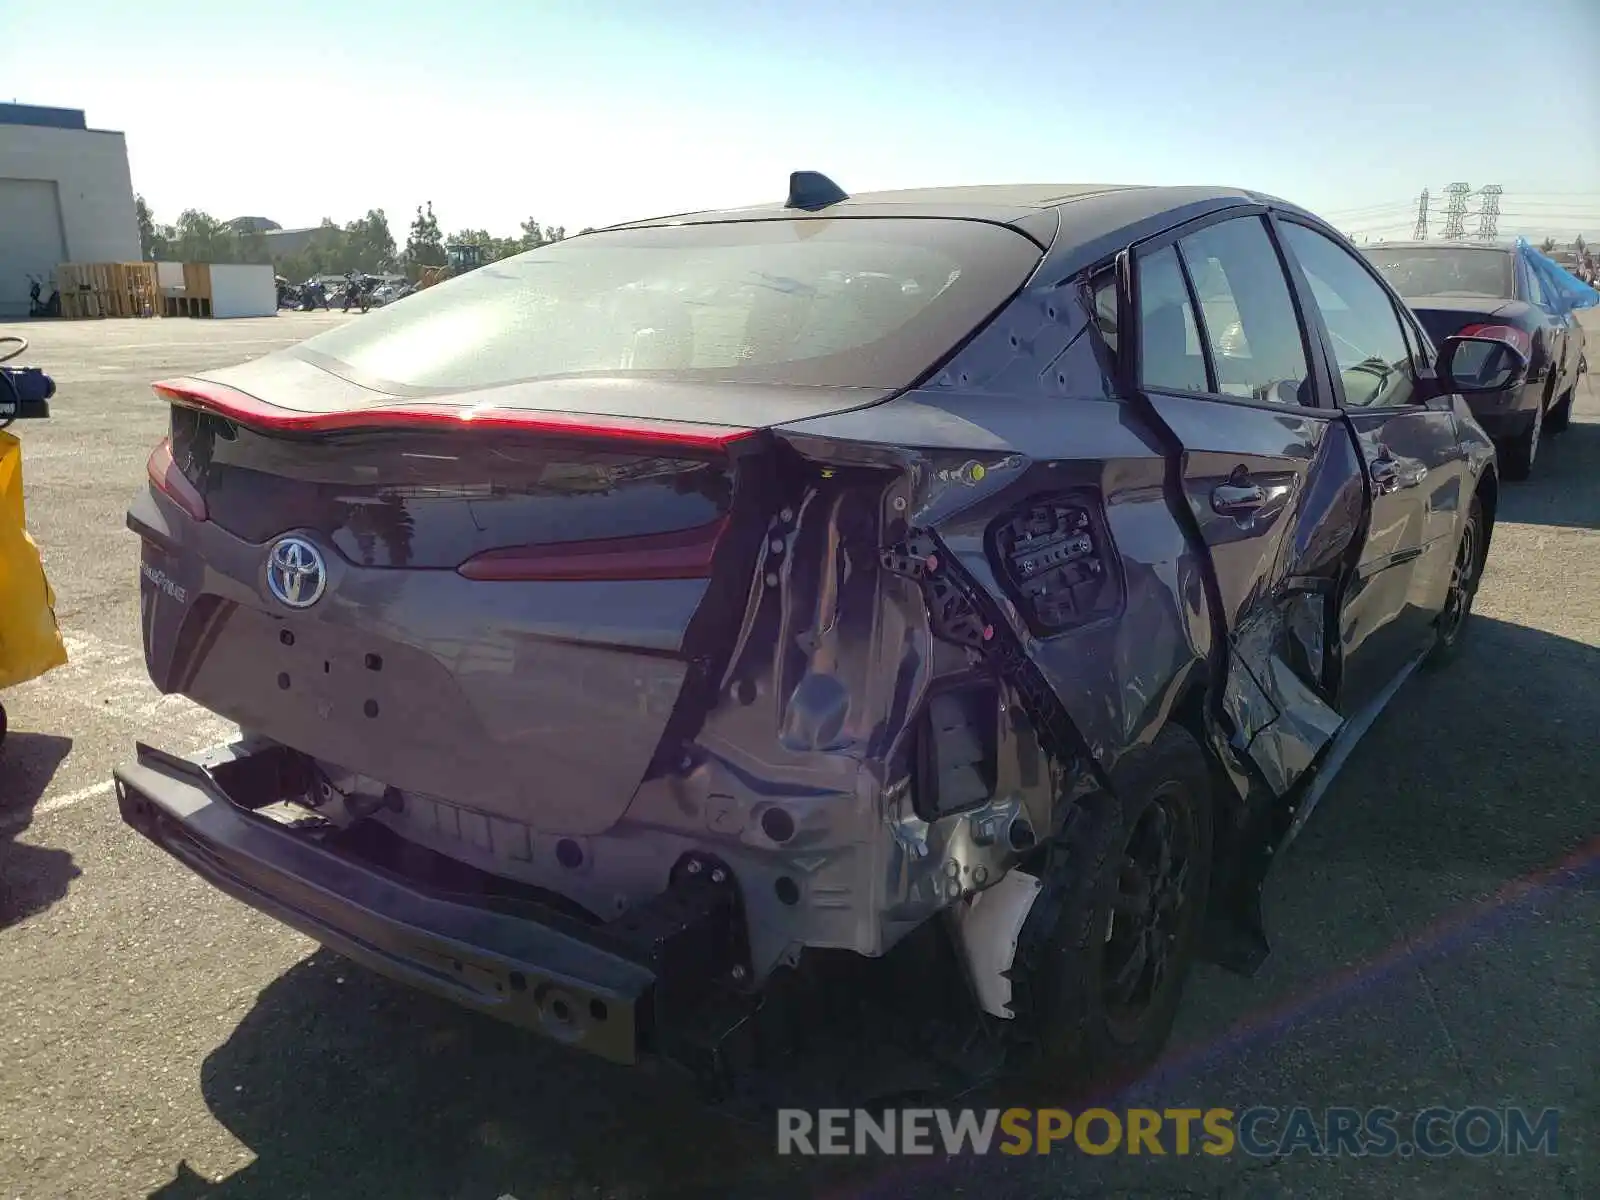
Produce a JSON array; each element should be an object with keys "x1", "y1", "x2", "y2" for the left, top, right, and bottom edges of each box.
[{"x1": 1515, "y1": 237, "x2": 1599, "y2": 314}]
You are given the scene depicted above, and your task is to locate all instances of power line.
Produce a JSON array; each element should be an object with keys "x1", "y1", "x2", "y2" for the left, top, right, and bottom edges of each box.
[
  {"x1": 1479, "y1": 189, "x2": 1600, "y2": 197},
  {"x1": 1320, "y1": 199, "x2": 1416, "y2": 218}
]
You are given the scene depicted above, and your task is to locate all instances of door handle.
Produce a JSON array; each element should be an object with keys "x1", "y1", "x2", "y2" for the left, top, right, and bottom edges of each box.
[
  {"x1": 1211, "y1": 482, "x2": 1267, "y2": 516},
  {"x1": 1370, "y1": 456, "x2": 1427, "y2": 494}
]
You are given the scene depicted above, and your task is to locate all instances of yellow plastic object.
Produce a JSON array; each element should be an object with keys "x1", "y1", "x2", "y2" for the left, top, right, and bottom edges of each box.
[{"x1": 0, "y1": 430, "x2": 68, "y2": 689}]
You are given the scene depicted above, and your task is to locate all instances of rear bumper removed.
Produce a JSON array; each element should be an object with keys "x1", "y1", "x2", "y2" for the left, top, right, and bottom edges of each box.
[{"x1": 114, "y1": 741, "x2": 752, "y2": 1068}]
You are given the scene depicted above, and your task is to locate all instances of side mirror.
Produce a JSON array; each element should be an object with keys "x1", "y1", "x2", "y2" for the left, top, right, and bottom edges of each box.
[{"x1": 1436, "y1": 332, "x2": 1529, "y2": 395}]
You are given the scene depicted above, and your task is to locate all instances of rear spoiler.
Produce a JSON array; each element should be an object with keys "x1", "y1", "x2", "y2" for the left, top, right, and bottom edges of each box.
[{"x1": 150, "y1": 377, "x2": 758, "y2": 451}]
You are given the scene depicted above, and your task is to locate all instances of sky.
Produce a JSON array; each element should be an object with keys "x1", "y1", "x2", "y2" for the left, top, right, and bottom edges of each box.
[{"x1": 5, "y1": 0, "x2": 1598, "y2": 245}]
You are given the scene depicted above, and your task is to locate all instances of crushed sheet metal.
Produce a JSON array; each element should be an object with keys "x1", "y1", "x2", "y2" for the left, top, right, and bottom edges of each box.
[{"x1": 950, "y1": 868, "x2": 1043, "y2": 1019}]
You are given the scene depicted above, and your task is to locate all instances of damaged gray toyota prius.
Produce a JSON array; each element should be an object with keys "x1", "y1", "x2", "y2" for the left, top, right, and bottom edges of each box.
[{"x1": 116, "y1": 175, "x2": 1517, "y2": 1096}]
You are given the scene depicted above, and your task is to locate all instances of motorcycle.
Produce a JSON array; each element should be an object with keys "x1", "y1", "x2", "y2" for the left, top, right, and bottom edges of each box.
[
  {"x1": 340, "y1": 276, "x2": 373, "y2": 313},
  {"x1": 0, "y1": 335, "x2": 67, "y2": 749},
  {"x1": 296, "y1": 280, "x2": 330, "y2": 311},
  {"x1": 275, "y1": 276, "x2": 302, "y2": 310},
  {"x1": 26, "y1": 275, "x2": 61, "y2": 319}
]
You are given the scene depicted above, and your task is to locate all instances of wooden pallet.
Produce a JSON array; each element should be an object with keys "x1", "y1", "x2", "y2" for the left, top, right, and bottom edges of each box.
[
  {"x1": 162, "y1": 262, "x2": 213, "y2": 318},
  {"x1": 56, "y1": 262, "x2": 162, "y2": 319}
]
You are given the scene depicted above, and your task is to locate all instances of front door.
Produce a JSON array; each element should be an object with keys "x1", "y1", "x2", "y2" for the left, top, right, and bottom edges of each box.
[
  {"x1": 1274, "y1": 219, "x2": 1467, "y2": 718},
  {"x1": 1132, "y1": 211, "x2": 1360, "y2": 797}
]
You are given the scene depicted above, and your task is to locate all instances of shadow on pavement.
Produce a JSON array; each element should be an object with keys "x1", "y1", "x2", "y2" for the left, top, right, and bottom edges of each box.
[
  {"x1": 0, "y1": 730, "x2": 81, "y2": 929},
  {"x1": 1498, "y1": 407, "x2": 1600, "y2": 531},
  {"x1": 147, "y1": 612, "x2": 1597, "y2": 1200},
  {"x1": 149, "y1": 950, "x2": 863, "y2": 1200}
]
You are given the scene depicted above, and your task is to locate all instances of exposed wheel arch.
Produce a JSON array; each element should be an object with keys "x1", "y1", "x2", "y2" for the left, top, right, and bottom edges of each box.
[{"x1": 1005, "y1": 723, "x2": 1214, "y2": 1085}]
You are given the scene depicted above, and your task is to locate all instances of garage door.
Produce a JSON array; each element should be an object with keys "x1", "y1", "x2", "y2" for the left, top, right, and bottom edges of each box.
[{"x1": 0, "y1": 179, "x2": 68, "y2": 319}]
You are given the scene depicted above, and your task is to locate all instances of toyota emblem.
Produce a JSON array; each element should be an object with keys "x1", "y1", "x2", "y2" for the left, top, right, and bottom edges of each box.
[{"x1": 265, "y1": 536, "x2": 328, "y2": 609}]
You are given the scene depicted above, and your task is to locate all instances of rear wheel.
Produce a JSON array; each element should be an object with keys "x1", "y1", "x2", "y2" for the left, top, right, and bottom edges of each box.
[
  {"x1": 1499, "y1": 393, "x2": 1544, "y2": 481},
  {"x1": 1547, "y1": 386, "x2": 1573, "y2": 435},
  {"x1": 1009, "y1": 724, "x2": 1213, "y2": 1086},
  {"x1": 1425, "y1": 496, "x2": 1484, "y2": 668}
]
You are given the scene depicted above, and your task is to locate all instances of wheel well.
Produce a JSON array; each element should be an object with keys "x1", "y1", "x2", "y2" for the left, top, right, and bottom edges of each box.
[{"x1": 1166, "y1": 673, "x2": 1246, "y2": 826}]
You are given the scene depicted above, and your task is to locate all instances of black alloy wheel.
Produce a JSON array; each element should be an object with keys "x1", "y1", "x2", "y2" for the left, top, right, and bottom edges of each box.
[{"x1": 1103, "y1": 780, "x2": 1201, "y2": 1041}]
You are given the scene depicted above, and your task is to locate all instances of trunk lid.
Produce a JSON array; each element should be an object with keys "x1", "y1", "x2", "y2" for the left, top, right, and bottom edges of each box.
[
  {"x1": 147, "y1": 370, "x2": 885, "y2": 836},
  {"x1": 1406, "y1": 296, "x2": 1522, "y2": 346}
]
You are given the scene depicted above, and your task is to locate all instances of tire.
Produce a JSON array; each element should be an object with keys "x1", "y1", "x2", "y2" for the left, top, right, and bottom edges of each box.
[
  {"x1": 0, "y1": 699, "x2": 7, "y2": 752},
  {"x1": 1008, "y1": 724, "x2": 1213, "y2": 1087},
  {"x1": 1547, "y1": 388, "x2": 1573, "y2": 435},
  {"x1": 1424, "y1": 496, "x2": 1485, "y2": 668},
  {"x1": 1499, "y1": 391, "x2": 1544, "y2": 482}
]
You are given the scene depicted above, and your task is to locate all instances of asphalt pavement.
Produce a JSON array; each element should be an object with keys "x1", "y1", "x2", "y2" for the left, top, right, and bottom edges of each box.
[{"x1": 0, "y1": 310, "x2": 1594, "y2": 1200}]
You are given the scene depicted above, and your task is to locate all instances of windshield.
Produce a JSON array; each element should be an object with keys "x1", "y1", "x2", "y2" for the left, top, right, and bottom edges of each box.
[
  {"x1": 1361, "y1": 247, "x2": 1514, "y2": 300},
  {"x1": 290, "y1": 218, "x2": 1042, "y2": 395}
]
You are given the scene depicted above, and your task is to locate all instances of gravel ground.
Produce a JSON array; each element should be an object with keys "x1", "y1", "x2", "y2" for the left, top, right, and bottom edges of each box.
[{"x1": 0, "y1": 310, "x2": 1594, "y2": 1200}]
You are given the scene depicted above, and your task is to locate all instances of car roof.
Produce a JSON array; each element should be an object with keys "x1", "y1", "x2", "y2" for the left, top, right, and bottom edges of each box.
[
  {"x1": 591, "y1": 179, "x2": 1368, "y2": 283},
  {"x1": 610, "y1": 183, "x2": 1136, "y2": 225},
  {"x1": 606, "y1": 182, "x2": 1302, "y2": 237}
]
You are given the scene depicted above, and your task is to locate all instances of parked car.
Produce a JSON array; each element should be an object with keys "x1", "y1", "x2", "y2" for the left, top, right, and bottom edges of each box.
[
  {"x1": 116, "y1": 176, "x2": 1518, "y2": 1095},
  {"x1": 1362, "y1": 241, "x2": 1585, "y2": 479},
  {"x1": 367, "y1": 279, "x2": 414, "y2": 307}
]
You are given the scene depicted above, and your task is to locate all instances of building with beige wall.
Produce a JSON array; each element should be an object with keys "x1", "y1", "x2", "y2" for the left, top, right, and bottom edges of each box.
[{"x1": 0, "y1": 104, "x2": 141, "y2": 318}]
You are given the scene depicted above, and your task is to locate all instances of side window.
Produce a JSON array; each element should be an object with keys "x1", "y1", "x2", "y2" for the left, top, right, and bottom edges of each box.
[
  {"x1": 1522, "y1": 261, "x2": 1546, "y2": 309},
  {"x1": 1136, "y1": 246, "x2": 1206, "y2": 393},
  {"x1": 1278, "y1": 222, "x2": 1418, "y2": 408},
  {"x1": 1176, "y1": 217, "x2": 1312, "y2": 406}
]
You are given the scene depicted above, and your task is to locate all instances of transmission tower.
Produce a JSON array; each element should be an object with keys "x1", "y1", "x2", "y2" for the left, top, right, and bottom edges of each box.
[
  {"x1": 1475, "y1": 185, "x2": 1503, "y2": 239},
  {"x1": 1412, "y1": 189, "x2": 1430, "y2": 239},
  {"x1": 1440, "y1": 183, "x2": 1471, "y2": 240}
]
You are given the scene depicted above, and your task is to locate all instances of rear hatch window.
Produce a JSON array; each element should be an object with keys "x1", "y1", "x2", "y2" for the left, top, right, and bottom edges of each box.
[
  {"x1": 288, "y1": 218, "x2": 1043, "y2": 395},
  {"x1": 1362, "y1": 247, "x2": 1514, "y2": 300}
]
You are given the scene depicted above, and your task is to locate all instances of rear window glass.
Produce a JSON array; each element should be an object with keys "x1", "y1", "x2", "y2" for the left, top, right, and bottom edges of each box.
[
  {"x1": 1361, "y1": 247, "x2": 1514, "y2": 300},
  {"x1": 290, "y1": 219, "x2": 1042, "y2": 394}
]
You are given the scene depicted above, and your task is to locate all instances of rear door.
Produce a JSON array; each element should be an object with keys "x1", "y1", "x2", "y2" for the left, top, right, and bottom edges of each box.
[
  {"x1": 1520, "y1": 255, "x2": 1575, "y2": 396},
  {"x1": 1131, "y1": 210, "x2": 1360, "y2": 796},
  {"x1": 1273, "y1": 219, "x2": 1467, "y2": 719}
]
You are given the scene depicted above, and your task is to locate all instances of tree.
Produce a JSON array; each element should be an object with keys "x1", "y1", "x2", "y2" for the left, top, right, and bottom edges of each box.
[
  {"x1": 1541, "y1": 236, "x2": 1558, "y2": 253},
  {"x1": 518, "y1": 218, "x2": 568, "y2": 250},
  {"x1": 1576, "y1": 234, "x2": 1587, "y2": 254},
  {"x1": 135, "y1": 195, "x2": 158, "y2": 260},
  {"x1": 344, "y1": 209, "x2": 397, "y2": 273},
  {"x1": 130, "y1": 194, "x2": 584, "y2": 274},
  {"x1": 406, "y1": 202, "x2": 446, "y2": 270},
  {"x1": 171, "y1": 210, "x2": 231, "y2": 263}
]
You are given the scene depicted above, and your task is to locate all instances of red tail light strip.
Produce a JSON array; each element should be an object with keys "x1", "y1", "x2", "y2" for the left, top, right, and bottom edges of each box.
[
  {"x1": 151, "y1": 378, "x2": 756, "y2": 450},
  {"x1": 457, "y1": 518, "x2": 729, "y2": 582},
  {"x1": 145, "y1": 436, "x2": 208, "y2": 522},
  {"x1": 1457, "y1": 323, "x2": 1534, "y2": 360}
]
